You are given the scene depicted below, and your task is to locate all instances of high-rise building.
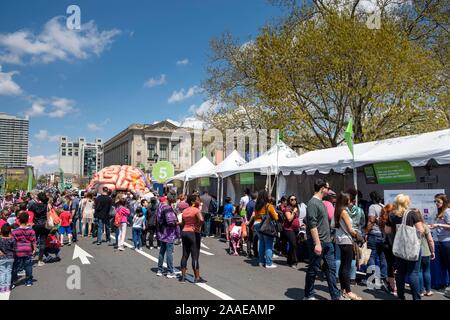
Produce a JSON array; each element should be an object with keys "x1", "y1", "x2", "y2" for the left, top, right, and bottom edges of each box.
[
  {"x1": 58, "y1": 137, "x2": 103, "y2": 177},
  {"x1": 0, "y1": 112, "x2": 29, "y2": 168}
]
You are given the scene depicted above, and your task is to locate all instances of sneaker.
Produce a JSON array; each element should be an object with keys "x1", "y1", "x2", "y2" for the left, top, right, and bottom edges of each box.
[
  {"x1": 26, "y1": 282, "x2": 32, "y2": 287},
  {"x1": 68, "y1": 242, "x2": 72, "y2": 246},
  {"x1": 118, "y1": 247, "x2": 124, "y2": 251},
  {"x1": 444, "y1": 289, "x2": 450, "y2": 298},
  {"x1": 38, "y1": 261, "x2": 45, "y2": 267},
  {"x1": 166, "y1": 273, "x2": 177, "y2": 279},
  {"x1": 265, "y1": 264, "x2": 277, "y2": 269},
  {"x1": 258, "y1": 263, "x2": 265, "y2": 267},
  {"x1": 97, "y1": 242, "x2": 101, "y2": 246},
  {"x1": 17, "y1": 270, "x2": 26, "y2": 277},
  {"x1": 303, "y1": 296, "x2": 317, "y2": 300},
  {"x1": 156, "y1": 271, "x2": 163, "y2": 277},
  {"x1": 10, "y1": 284, "x2": 16, "y2": 290},
  {"x1": 193, "y1": 277, "x2": 207, "y2": 284}
]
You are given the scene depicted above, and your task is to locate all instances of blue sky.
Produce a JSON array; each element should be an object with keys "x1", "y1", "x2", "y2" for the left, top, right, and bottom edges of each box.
[{"x1": 0, "y1": 0, "x2": 284, "y2": 173}]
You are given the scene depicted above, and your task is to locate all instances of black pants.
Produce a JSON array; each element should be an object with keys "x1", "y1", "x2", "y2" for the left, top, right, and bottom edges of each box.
[
  {"x1": 180, "y1": 231, "x2": 201, "y2": 270},
  {"x1": 33, "y1": 224, "x2": 49, "y2": 261},
  {"x1": 338, "y1": 244, "x2": 354, "y2": 293},
  {"x1": 383, "y1": 242, "x2": 396, "y2": 278},
  {"x1": 246, "y1": 226, "x2": 259, "y2": 257},
  {"x1": 283, "y1": 229, "x2": 298, "y2": 266},
  {"x1": 145, "y1": 227, "x2": 159, "y2": 248}
]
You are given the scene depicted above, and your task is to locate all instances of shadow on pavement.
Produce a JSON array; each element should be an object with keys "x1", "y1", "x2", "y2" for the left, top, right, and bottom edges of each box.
[{"x1": 284, "y1": 287, "x2": 328, "y2": 300}]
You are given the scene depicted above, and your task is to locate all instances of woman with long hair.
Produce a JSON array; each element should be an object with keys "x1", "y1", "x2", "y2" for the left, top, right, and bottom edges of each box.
[
  {"x1": 430, "y1": 193, "x2": 450, "y2": 298},
  {"x1": 416, "y1": 209, "x2": 435, "y2": 297},
  {"x1": 81, "y1": 193, "x2": 95, "y2": 238},
  {"x1": 116, "y1": 198, "x2": 130, "y2": 251},
  {"x1": 282, "y1": 195, "x2": 300, "y2": 268},
  {"x1": 385, "y1": 194, "x2": 424, "y2": 300},
  {"x1": 379, "y1": 204, "x2": 397, "y2": 295},
  {"x1": 253, "y1": 190, "x2": 279, "y2": 268},
  {"x1": 333, "y1": 192, "x2": 362, "y2": 300},
  {"x1": 179, "y1": 193, "x2": 205, "y2": 283}
]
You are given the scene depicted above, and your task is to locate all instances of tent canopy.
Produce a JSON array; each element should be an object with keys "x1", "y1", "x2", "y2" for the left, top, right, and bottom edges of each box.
[
  {"x1": 223, "y1": 141, "x2": 299, "y2": 177},
  {"x1": 215, "y1": 150, "x2": 246, "y2": 178},
  {"x1": 280, "y1": 129, "x2": 450, "y2": 175},
  {"x1": 167, "y1": 156, "x2": 217, "y2": 182}
]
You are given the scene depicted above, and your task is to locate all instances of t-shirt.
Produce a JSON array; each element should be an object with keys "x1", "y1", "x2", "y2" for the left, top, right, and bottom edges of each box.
[
  {"x1": 368, "y1": 203, "x2": 384, "y2": 236},
  {"x1": 323, "y1": 201, "x2": 334, "y2": 223},
  {"x1": 435, "y1": 208, "x2": 450, "y2": 242},
  {"x1": 12, "y1": 227, "x2": 36, "y2": 257},
  {"x1": 133, "y1": 215, "x2": 145, "y2": 229},
  {"x1": 0, "y1": 219, "x2": 6, "y2": 229},
  {"x1": 223, "y1": 203, "x2": 234, "y2": 219},
  {"x1": 71, "y1": 197, "x2": 80, "y2": 217},
  {"x1": 245, "y1": 200, "x2": 256, "y2": 221},
  {"x1": 386, "y1": 210, "x2": 420, "y2": 239},
  {"x1": 231, "y1": 225, "x2": 242, "y2": 237},
  {"x1": 30, "y1": 202, "x2": 47, "y2": 227},
  {"x1": 94, "y1": 195, "x2": 112, "y2": 220},
  {"x1": 182, "y1": 207, "x2": 202, "y2": 233},
  {"x1": 240, "y1": 195, "x2": 249, "y2": 209},
  {"x1": 200, "y1": 194, "x2": 212, "y2": 214},
  {"x1": 46, "y1": 234, "x2": 61, "y2": 249},
  {"x1": 420, "y1": 225, "x2": 431, "y2": 257},
  {"x1": 60, "y1": 211, "x2": 71, "y2": 227},
  {"x1": 306, "y1": 197, "x2": 331, "y2": 243},
  {"x1": 0, "y1": 237, "x2": 16, "y2": 260}
]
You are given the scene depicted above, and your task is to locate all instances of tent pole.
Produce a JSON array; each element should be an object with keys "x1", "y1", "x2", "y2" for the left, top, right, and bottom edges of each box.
[{"x1": 216, "y1": 176, "x2": 220, "y2": 205}]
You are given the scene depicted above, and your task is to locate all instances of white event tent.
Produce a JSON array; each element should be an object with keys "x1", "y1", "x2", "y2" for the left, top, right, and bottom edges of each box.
[
  {"x1": 167, "y1": 156, "x2": 217, "y2": 193},
  {"x1": 214, "y1": 150, "x2": 247, "y2": 204}
]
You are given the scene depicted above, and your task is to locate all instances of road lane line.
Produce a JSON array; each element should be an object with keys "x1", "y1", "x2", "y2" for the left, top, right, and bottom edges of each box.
[
  {"x1": 110, "y1": 235, "x2": 234, "y2": 300},
  {"x1": 200, "y1": 249, "x2": 214, "y2": 256}
]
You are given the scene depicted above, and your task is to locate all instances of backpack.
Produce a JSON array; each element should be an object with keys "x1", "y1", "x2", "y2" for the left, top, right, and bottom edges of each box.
[
  {"x1": 114, "y1": 210, "x2": 122, "y2": 227},
  {"x1": 209, "y1": 198, "x2": 218, "y2": 214},
  {"x1": 156, "y1": 204, "x2": 167, "y2": 230},
  {"x1": 146, "y1": 207, "x2": 157, "y2": 228}
]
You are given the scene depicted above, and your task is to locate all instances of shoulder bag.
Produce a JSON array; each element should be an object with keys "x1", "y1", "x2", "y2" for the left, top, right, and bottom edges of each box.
[{"x1": 392, "y1": 210, "x2": 421, "y2": 261}]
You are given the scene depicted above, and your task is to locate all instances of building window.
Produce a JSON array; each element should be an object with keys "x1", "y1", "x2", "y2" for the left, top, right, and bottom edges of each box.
[
  {"x1": 160, "y1": 144, "x2": 167, "y2": 160},
  {"x1": 68, "y1": 151, "x2": 72, "y2": 156},
  {"x1": 171, "y1": 142, "x2": 179, "y2": 163},
  {"x1": 61, "y1": 143, "x2": 66, "y2": 147},
  {"x1": 75, "y1": 151, "x2": 79, "y2": 156},
  {"x1": 62, "y1": 150, "x2": 66, "y2": 156},
  {"x1": 148, "y1": 143, "x2": 156, "y2": 160}
]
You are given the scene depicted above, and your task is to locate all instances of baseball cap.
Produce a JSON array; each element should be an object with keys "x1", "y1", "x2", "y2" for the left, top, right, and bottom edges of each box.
[{"x1": 63, "y1": 204, "x2": 70, "y2": 210}]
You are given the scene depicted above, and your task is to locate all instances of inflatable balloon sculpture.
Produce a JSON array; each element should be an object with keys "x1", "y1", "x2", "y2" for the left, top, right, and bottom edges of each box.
[{"x1": 87, "y1": 165, "x2": 151, "y2": 194}]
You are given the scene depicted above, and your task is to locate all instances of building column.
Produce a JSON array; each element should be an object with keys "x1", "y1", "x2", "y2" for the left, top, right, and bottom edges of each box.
[
  {"x1": 168, "y1": 139, "x2": 172, "y2": 162},
  {"x1": 156, "y1": 137, "x2": 160, "y2": 158}
]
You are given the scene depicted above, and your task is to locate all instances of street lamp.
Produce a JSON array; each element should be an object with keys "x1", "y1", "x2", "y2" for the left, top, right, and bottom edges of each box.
[{"x1": 124, "y1": 155, "x2": 129, "y2": 165}]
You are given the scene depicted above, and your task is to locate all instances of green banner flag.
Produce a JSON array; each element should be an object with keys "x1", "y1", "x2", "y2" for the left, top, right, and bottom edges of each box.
[
  {"x1": 277, "y1": 129, "x2": 284, "y2": 143},
  {"x1": 152, "y1": 161, "x2": 175, "y2": 183},
  {"x1": 344, "y1": 119, "x2": 354, "y2": 156},
  {"x1": 373, "y1": 161, "x2": 416, "y2": 184}
]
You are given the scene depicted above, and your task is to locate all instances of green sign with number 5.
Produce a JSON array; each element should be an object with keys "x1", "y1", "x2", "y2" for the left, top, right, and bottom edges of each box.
[{"x1": 152, "y1": 161, "x2": 175, "y2": 183}]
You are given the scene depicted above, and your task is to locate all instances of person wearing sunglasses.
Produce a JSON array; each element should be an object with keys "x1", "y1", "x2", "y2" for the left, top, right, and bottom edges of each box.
[{"x1": 282, "y1": 195, "x2": 301, "y2": 268}]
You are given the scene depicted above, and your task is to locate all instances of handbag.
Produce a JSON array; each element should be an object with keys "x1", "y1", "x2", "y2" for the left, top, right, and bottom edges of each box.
[
  {"x1": 392, "y1": 210, "x2": 421, "y2": 261},
  {"x1": 259, "y1": 206, "x2": 282, "y2": 237},
  {"x1": 357, "y1": 242, "x2": 372, "y2": 267}
]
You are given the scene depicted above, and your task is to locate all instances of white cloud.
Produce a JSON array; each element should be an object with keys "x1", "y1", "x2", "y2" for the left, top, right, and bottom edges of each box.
[
  {"x1": 188, "y1": 99, "x2": 222, "y2": 116},
  {"x1": 176, "y1": 59, "x2": 190, "y2": 65},
  {"x1": 168, "y1": 85, "x2": 202, "y2": 104},
  {"x1": 34, "y1": 129, "x2": 60, "y2": 142},
  {"x1": 87, "y1": 123, "x2": 102, "y2": 131},
  {"x1": 28, "y1": 154, "x2": 58, "y2": 174},
  {"x1": 180, "y1": 117, "x2": 206, "y2": 129},
  {"x1": 0, "y1": 17, "x2": 120, "y2": 65},
  {"x1": 48, "y1": 97, "x2": 77, "y2": 118},
  {"x1": 0, "y1": 65, "x2": 22, "y2": 95},
  {"x1": 144, "y1": 74, "x2": 167, "y2": 88},
  {"x1": 24, "y1": 102, "x2": 45, "y2": 118}
]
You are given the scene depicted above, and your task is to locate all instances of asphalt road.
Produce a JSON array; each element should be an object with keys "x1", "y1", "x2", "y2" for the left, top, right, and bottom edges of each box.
[{"x1": 6, "y1": 228, "x2": 449, "y2": 300}]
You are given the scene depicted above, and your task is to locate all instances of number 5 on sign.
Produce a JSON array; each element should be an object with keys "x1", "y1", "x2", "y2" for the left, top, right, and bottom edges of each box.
[{"x1": 152, "y1": 161, "x2": 175, "y2": 183}]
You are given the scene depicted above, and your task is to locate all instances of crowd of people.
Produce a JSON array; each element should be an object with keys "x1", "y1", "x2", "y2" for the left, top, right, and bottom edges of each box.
[{"x1": 0, "y1": 181, "x2": 449, "y2": 301}]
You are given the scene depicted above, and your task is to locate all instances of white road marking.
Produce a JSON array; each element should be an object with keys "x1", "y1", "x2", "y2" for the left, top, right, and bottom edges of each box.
[
  {"x1": 200, "y1": 249, "x2": 214, "y2": 256},
  {"x1": 200, "y1": 242, "x2": 210, "y2": 249},
  {"x1": 72, "y1": 244, "x2": 94, "y2": 264},
  {"x1": 0, "y1": 292, "x2": 10, "y2": 300},
  {"x1": 110, "y1": 235, "x2": 234, "y2": 300}
]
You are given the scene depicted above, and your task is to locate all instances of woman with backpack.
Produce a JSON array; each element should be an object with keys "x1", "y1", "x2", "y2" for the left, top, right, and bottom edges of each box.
[
  {"x1": 115, "y1": 198, "x2": 130, "y2": 251},
  {"x1": 282, "y1": 195, "x2": 301, "y2": 269},
  {"x1": 385, "y1": 194, "x2": 424, "y2": 300}
]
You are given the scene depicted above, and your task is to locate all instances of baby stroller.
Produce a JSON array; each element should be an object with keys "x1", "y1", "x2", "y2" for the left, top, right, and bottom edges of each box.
[{"x1": 227, "y1": 215, "x2": 247, "y2": 255}]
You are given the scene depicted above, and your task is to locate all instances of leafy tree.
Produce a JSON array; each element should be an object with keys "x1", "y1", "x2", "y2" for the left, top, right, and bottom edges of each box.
[{"x1": 202, "y1": 1, "x2": 449, "y2": 151}]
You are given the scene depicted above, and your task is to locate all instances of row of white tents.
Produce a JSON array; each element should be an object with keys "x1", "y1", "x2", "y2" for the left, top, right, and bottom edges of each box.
[{"x1": 167, "y1": 128, "x2": 450, "y2": 204}]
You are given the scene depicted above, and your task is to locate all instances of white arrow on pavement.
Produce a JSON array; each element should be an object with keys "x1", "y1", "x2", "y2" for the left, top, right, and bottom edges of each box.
[
  {"x1": 200, "y1": 242, "x2": 210, "y2": 250},
  {"x1": 72, "y1": 244, "x2": 94, "y2": 265}
]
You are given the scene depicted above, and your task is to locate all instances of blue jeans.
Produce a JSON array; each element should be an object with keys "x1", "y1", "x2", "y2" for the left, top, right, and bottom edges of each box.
[
  {"x1": 158, "y1": 241, "x2": 174, "y2": 274},
  {"x1": 254, "y1": 223, "x2": 275, "y2": 266},
  {"x1": 419, "y1": 255, "x2": 431, "y2": 293},
  {"x1": 12, "y1": 256, "x2": 33, "y2": 285},
  {"x1": 203, "y1": 214, "x2": 211, "y2": 236},
  {"x1": 395, "y1": 254, "x2": 422, "y2": 300},
  {"x1": 132, "y1": 228, "x2": 143, "y2": 249},
  {"x1": 335, "y1": 244, "x2": 356, "y2": 280},
  {"x1": 305, "y1": 240, "x2": 340, "y2": 300},
  {"x1": 97, "y1": 218, "x2": 111, "y2": 244},
  {"x1": 439, "y1": 241, "x2": 450, "y2": 278},
  {"x1": 367, "y1": 234, "x2": 388, "y2": 280},
  {"x1": 0, "y1": 259, "x2": 14, "y2": 291}
]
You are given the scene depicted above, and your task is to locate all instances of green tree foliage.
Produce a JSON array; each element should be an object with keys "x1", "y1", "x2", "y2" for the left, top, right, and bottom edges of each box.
[{"x1": 202, "y1": 1, "x2": 449, "y2": 151}]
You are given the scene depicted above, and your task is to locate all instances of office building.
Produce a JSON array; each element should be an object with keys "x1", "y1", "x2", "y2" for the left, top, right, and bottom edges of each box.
[
  {"x1": 58, "y1": 137, "x2": 103, "y2": 177},
  {"x1": 0, "y1": 112, "x2": 29, "y2": 168}
]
